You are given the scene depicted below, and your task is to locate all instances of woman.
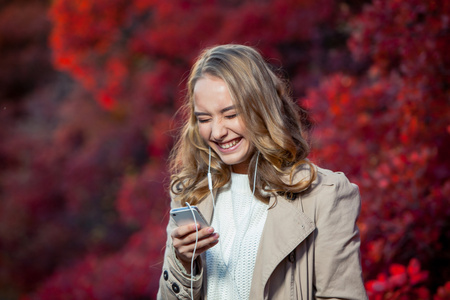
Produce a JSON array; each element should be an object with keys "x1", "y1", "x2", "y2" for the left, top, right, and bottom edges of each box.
[{"x1": 157, "y1": 44, "x2": 367, "y2": 299}]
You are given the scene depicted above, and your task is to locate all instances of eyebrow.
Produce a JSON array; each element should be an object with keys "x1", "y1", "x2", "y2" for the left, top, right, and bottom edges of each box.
[{"x1": 194, "y1": 105, "x2": 236, "y2": 117}]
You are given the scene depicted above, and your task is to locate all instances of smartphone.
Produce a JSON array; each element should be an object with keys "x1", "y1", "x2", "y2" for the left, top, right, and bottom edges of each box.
[{"x1": 170, "y1": 206, "x2": 210, "y2": 229}]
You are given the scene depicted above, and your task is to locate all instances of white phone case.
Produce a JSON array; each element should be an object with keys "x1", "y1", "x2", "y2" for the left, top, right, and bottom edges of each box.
[{"x1": 170, "y1": 206, "x2": 210, "y2": 229}]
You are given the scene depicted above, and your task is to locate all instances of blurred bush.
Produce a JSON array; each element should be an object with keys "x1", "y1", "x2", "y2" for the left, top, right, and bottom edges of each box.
[{"x1": 0, "y1": 0, "x2": 448, "y2": 299}]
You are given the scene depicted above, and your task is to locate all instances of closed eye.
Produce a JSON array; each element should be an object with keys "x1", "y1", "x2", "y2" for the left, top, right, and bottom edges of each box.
[
  {"x1": 197, "y1": 118, "x2": 211, "y2": 123},
  {"x1": 225, "y1": 114, "x2": 237, "y2": 119}
]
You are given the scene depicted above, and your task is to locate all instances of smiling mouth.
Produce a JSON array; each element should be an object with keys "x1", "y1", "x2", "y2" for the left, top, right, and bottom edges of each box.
[{"x1": 218, "y1": 138, "x2": 241, "y2": 149}]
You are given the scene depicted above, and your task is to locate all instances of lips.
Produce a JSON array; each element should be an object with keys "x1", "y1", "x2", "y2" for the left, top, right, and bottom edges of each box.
[{"x1": 217, "y1": 138, "x2": 241, "y2": 150}]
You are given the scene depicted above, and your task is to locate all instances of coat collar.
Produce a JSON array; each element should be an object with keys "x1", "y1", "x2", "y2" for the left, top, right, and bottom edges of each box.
[{"x1": 250, "y1": 193, "x2": 315, "y2": 296}]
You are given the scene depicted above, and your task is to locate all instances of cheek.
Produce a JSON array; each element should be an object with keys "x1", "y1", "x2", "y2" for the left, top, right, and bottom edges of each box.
[
  {"x1": 235, "y1": 119, "x2": 249, "y2": 138},
  {"x1": 236, "y1": 121, "x2": 253, "y2": 150},
  {"x1": 197, "y1": 124, "x2": 210, "y2": 141}
]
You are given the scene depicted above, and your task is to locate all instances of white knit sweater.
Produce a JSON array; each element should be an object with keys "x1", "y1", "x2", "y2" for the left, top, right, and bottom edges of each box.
[{"x1": 206, "y1": 173, "x2": 268, "y2": 300}]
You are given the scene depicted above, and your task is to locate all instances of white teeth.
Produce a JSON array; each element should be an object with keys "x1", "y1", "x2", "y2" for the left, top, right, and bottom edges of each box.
[{"x1": 219, "y1": 139, "x2": 239, "y2": 149}]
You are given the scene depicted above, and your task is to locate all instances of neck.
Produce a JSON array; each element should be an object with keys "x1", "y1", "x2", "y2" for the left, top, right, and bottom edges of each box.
[{"x1": 231, "y1": 163, "x2": 248, "y2": 174}]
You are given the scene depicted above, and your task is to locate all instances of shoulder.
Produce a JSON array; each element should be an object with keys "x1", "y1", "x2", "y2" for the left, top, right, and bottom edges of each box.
[
  {"x1": 316, "y1": 165, "x2": 357, "y2": 188},
  {"x1": 298, "y1": 164, "x2": 360, "y2": 201},
  {"x1": 296, "y1": 164, "x2": 362, "y2": 227}
]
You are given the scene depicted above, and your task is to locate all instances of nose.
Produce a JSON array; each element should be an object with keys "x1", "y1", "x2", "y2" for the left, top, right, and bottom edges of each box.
[{"x1": 211, "y1": 119, "x2": 227, "y2": 141}]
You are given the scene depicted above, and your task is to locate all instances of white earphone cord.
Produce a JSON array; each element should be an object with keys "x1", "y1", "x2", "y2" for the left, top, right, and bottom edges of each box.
[
  {"x1": 208, "y1": 147, "x2": 214, "y2": 209},
  {"x1": 185, "y1": 202, "x2": 198, "y2": 300},
  {"x1": 184, "y1": 148, "x2": 217, "y2": 299}
]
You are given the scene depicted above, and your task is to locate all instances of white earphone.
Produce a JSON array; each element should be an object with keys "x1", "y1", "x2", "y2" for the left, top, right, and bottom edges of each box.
[
  {"x1": 185, "y1": 201, "x2": 198, "y2": 300},
  {"x1": 185, "y1": 147, "x2": 214, "y2": 300}
]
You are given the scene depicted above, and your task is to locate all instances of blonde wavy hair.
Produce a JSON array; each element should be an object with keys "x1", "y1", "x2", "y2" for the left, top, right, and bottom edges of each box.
[{"x1": 170, "y1": 44, "x2": 316, "y2": 205}]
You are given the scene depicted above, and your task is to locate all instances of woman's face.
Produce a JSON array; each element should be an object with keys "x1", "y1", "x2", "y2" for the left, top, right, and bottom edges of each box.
[{"x1": 193, "y1": 75, "x2": 254, "y2": 174}]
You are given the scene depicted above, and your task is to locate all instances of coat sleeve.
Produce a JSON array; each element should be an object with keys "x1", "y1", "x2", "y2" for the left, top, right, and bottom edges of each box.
[
  {"x1": 157, "y1": 198, "x2": 204, "y2": 300},
  {"x1": 313, "y1": 172, "x2": 368, "y2": 300}
]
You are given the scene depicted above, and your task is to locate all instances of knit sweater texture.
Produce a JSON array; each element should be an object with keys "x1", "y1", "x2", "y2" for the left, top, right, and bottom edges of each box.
[{"x1": 206, "y1": 172, "x2": 268, "y2": 300}]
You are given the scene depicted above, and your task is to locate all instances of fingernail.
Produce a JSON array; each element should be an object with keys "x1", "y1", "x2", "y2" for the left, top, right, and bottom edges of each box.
[{"x1": 208, "y1": 227, "x2": 214, "y2": 233}]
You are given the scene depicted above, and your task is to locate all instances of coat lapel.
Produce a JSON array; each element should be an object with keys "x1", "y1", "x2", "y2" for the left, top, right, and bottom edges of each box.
[
  {"x1": 197, "y1": 183, "x2": 316, "y2": 298},
  {"x1": 250, "y1": 194, "x2": 316, "y2": 296}
]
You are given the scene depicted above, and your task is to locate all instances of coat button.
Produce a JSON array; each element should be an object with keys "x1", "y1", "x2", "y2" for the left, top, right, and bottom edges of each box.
[
  {"x1": 288, "y1": 251, "x2": 296, "y2": 263},
  {"x1": 172, "y1": 283, "x2": 180, "y2": 293},
  {"x1": 163, "y1": 270, "x2": 169, "y2": 281}
]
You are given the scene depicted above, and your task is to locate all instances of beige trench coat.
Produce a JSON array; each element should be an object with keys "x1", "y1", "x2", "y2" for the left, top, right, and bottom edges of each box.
[{"x1": 157, "y1": 166, "x2": 368, "y2": 299}]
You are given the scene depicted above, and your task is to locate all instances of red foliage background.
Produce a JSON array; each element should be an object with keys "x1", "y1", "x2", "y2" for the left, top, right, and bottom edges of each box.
[{"x1": 0, "y1": 0, "x2": 448, "y2": 299}]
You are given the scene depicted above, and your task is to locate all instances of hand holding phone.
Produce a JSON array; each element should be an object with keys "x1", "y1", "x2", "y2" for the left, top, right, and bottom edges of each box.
[{"x1": 170, "y1": 206, "x2": 219, "y2": 272}]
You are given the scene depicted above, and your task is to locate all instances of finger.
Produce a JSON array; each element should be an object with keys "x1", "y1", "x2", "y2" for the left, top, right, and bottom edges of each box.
[
  {"x1": 194, "y1": 238, "x2": 220, "y2": 255},
  {"x1": 181, "y1": 227, "x2": 217, "y2": 245},
  {"x1": 172, "y1": 224, "x2": 215, "y2": 241},
  {"x1": 177, "y1": 232, "x2": 220, "y2": 255},
  {"x1": 171, "y1": 223, "x2": 199, "y2": 239},
  {"x1": 179, "y1": 239, "x2": 219, "y2": 261},
  {"x1": 175, "y1": 234, "x2": 220, "y2": 264}
]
